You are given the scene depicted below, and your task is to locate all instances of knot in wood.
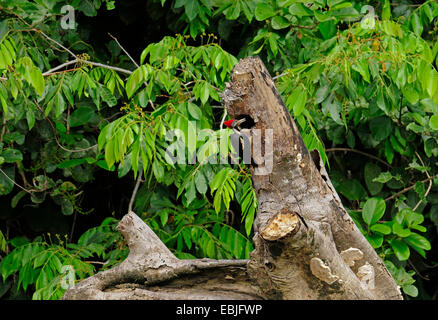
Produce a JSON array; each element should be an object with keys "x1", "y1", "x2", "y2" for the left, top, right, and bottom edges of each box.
[{"x1": 260, "y1": 209, "x2": 300, "y2": 241}]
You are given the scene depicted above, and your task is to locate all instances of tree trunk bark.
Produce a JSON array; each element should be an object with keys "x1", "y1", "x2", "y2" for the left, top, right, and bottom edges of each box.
[{"x1": 63, "y1": 56, "x2": 403, "y2": 300}]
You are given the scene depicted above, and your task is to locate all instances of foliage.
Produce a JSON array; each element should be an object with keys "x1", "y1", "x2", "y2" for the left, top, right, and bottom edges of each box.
[
  {"x1": 0, "y1": 217, "x2": 126, "y2": 300},
  {"x1": 0, "y1": 0, "x2": 437, "y2": 299}
]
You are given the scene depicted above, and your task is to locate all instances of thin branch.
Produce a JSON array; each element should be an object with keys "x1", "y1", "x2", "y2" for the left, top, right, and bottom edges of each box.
[
  {"x1": 85, "y1": 61, "x2": 132, "y2": 75},
  {"x1": 384, "y1": 177, "x2": 434, "y2": 202},
  {"x1": 34, "y1": 99, "x2": 98, "y2": 153},
  {"x1": 0, "y1": 168, "x2": 33, "y2": 194},
  {"x1": 413, "y1": 152, "x2": 432, "y2": 211},
  {"x1": 42, "y1": 59, "x2": 78, "y2": 76},
  {"x1": 408, "y1": 259, "x2": 429, "y2": 281},
  {"x1": 108, "y1": 33, "x2": 139, "y2": 68},
  {"x1": 0, "y1": 116, "x2": 6, "y2": 142},
  {"x1": 273, "y1": 72, "x2": 290, "y2": 80},
  {"x1": 220, "y1": 109, "x2": 227, "y2": 129},
  {"x1": 128, "y1": 169, "x2": 143, "y2": 213},
  {"x1": 325, "y1": 147, "x2": 392, "y2": 168},
  {"x1": 85, "y1": 260, "x2": 108, "y2": 265},
  {"x1": 290, "y1": 24, "x2": 318, "y2": 30}
]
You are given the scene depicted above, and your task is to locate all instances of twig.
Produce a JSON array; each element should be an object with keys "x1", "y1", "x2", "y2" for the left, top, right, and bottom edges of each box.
[
  {"x1": 290, "y1": 24, "x2": 318, "y2": 30},
  {"x1": 0, "y1": 168, "x2": 33, "y2": 194},
  {"x1": 42, "y1": 59, "x2": 78, "y2": 76},
  {"x1": 85, "y1": 260, "x2": 107, "y2": 265},
  {"x1": 325, "y1": 147, "x2": 392, "y2": 168},
  {"x1": 220, "y1": 109, "x2": 228, "y2": 129},
  {"x1": 408, "y1": 259, "x2": 429, "y2": 281},
  {"x1": 384, "y1": 177, "x2": 434, "y2": 202},
  {"x1": 108, "y1": 33, "x2": 139, "y2": 68},
  {"x1": 273, "y1": 72, "x2": 289, "y2": 80},
  {"x1": 85, "y1": 61, "x2": 132, "y2": 75},
  {"x1": 128, "y1": 169, "x2": 143, "y2": 213},
  {"x1": 0, "y1": 116, "x2": 6, "y2": 142},
  {"x1": 34, "y1": 99, "x2": 98, "y2": 153},
  {"x1": 413, "y1": 152, "x2": 432, "y2": 211},
  {"x1": 69, "y1": 212, "x2": 77, "y2": 242},
  {"x1": 13, "y1": 13, "x2": 133, "y2": 75}
]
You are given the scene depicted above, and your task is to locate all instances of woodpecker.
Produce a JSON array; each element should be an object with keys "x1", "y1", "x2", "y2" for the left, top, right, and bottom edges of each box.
[
  {"x1": 224, "y1": 118, "x2": 252, "y2": 165},
  {"x1": 224, "y1": 118, "x2": 246, "y2": 131}
]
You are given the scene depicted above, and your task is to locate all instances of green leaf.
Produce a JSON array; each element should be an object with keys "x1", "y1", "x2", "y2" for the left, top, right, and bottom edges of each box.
[
  {"x1": 411, "y1": 12, "x2": 423, "y2": 37},
  {"x1": 373, "y1": 172, "x2": 393, "y2": 184},
  {"x1": 318, "y1": 20, "x2": 336, "y2": 40},
  {"x1": 195, "y1": 171, "x2": 207, "y2": 195},
  {"x1": 384, "y1": 140, "x2": 394, "y2": 164},
  {"x1": 200, "y1": 82, "x2": 210, "y2": 105},
  {"x1": 289, "y1": 3, "x2": 313, "y2": 17},
  {"x1": 271, "y1": 16, "x2": 290, "y2": 30},
  {"x1": 57, "y1": 159, "x2": 86, "y2": 169},
  {"x1": 392, "y1": 222, "x2": 411, "y2": 238},
  {"x1": 338, "y1": 179, "x2": 367, "y2": 201},
  {"x1": 100, "y1": 86, "x2": 117, "y2": 107},
  {"x1": 185, "y1": 179, "x2": 197, "y2": 206},
  {"x1": 352, "y1": 58, "x2": 370, "y2": 83},
  {"x1": 185, "y1": 0, "x2": 199, "y2": 21},
  {"x1": 369, "y1": 116, "x2": 392, "y2": 141},
  {"x1": 181, "y1": 228, "x2": 192, "y2": 249},
  {"x1": 68, "y1": 106, "x2": 95, "y2": 127},
  {"x1": 30, "y1": 67, "x2": 45, "y2": 96},
  {"x1": 188, "y1": 102, "x2": 202, "y2": 120},
  {"x1": 429, "y1": 115, "x2": 438, "y2": 130},
  {"x1": 255, "y1": 2, "x2": 276, "y2": 21},
  {"x1": 402, "y1": 86, "x2": 419, "y2": 105},
  {"x1": 268, "y1": 33, "x2": 279, "y2": 56},
  {"x1": 61, "y1": 198, "x2": 74, "y2": 216},
  {"x1": 125, "y1": 67, "x2": 144, "y2": 99},
  {"x1": 362, "y1": 197, "x2": 385, "y2": 226},
  {"x1": 366, "y1": 233, "x2": 383, "y2": 248},
  {"x1": 11, "y1": 190, "x2": 26, "y2": 208},
  {"x1": 402, "y1": 284, "x2": 418, "y2": 297},
  {"x1": 376, "y1": 89, "x2": 389, "y2": 113},
  {"x1": 315, "y1": 85, "x2": 329, "y2": 104},
  {"x1": 55, "y1": 93, "x2": 66, "y2": 119},
  {"x1": 404, "y1": 233, "x2": 431, "y2": 251},
  {"x1": 1, "y1": 148, "x2": 23, "y2": 163},
  {"x1": 152, "y1": 160, "x2": 164, "y2": 181},
  {"x1": 160, "y1": 210, "x2": 168, "y2": 227},
  {"x1": 364, "y1": 162, "x2": 383, "y2": 195},
  {"x1": 287, "y1": 86, "x2": 306, "y2": 116},
  {"x1": 0, "y1": 95, "x2": 7, "y2": 115},
  {"x1": 382, "y1": 0, "x2": 391, "y2": 20},
  {"x1": 370, "y1": 224, "x2": 391, "y2": 235},
  {"x1": 390, "y1": 239, "x2": 410, "y2": 261}
]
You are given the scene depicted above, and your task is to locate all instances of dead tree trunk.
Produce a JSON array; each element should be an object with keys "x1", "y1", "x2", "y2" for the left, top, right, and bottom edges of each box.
[{"x1": 63, "y1": 57, "x2": 403, "y2": 300}]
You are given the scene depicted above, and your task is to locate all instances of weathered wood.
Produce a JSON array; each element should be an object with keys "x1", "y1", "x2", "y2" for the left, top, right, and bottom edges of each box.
[
  {"x1": 222, "y1": 56, "x2": 402, "y2": 300},
  {"x1": 63, "y1": 56, "x2": 402, "y2": 300},
  {"x1": 63, "y1": 212, "x2": 264, "y2": 300}
]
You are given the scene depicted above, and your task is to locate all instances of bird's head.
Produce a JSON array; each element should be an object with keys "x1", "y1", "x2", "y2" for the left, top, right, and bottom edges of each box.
[
  {"x1": 224, "y1": 119, "x2": 235, "y2": 129},
  {"x1": 224, "y1": 118, "x2": 246, "y2": 129}
]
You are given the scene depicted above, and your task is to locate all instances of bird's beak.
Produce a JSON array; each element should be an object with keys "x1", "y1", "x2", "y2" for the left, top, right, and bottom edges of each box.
[{"x1": 234, "y1": 118, "x2": 246, "y2": 127}]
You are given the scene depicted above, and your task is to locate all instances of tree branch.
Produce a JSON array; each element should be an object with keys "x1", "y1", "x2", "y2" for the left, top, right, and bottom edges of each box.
[
  {"x1": 325, "y1": 147, "x2": 392, "y2": 168},
  {"x1": 108, "y1": 33, "x2": 139, "y2": 68},
  {"x1": 128, "y1": 170, "x2": 143, "y2": 213},
  {"x1": 34, "y1": 99, "x2": 98, "y2": 153},
  {"x1": 413, "y1": 152, "x2": 432, "y2": 211},
  {"x1": 0, "y1": 168, "x2": 34, "y2": 194},
  {"x1": 384, "y1": 176, "x2": 435, "y2": 202}
]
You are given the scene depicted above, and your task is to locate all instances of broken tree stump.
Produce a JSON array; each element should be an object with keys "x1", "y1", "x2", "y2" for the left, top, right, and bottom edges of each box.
[{"x1": 63, "y1": 56, "x2": 403, "y2": 300}]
